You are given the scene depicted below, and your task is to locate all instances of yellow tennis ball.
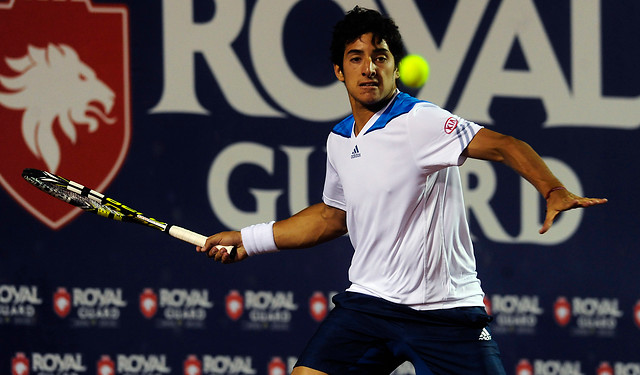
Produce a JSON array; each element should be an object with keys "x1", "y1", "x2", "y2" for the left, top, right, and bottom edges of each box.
[{"x1": 399, "y1": 54, "x2": 430, "y2": 88}]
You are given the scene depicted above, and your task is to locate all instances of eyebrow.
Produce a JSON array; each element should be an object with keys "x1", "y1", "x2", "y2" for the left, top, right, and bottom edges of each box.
[{"x1": 345, "y1": 47, "x2": 391, "y2": 56}]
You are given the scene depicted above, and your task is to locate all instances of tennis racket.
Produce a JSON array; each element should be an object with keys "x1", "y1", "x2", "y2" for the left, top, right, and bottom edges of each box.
[{"x1": 22, "y1": 168, "x2": 234, "y2": 254}]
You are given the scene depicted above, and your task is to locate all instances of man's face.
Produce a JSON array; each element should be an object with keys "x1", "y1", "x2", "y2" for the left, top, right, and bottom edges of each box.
[{"x1": 334, "y1": 33, "x2": 399, "y2": 111}]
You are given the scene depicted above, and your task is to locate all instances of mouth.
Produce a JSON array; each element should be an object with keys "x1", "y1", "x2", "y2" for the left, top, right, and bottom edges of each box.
[{"x1": 360, "y1": 81, "x2": 378, "y2": 87}]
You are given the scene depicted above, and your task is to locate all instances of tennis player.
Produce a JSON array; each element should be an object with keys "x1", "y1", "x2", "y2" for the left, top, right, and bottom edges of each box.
[{"x1": 199, "y1": 6, "x2": 607, "y2": 375}]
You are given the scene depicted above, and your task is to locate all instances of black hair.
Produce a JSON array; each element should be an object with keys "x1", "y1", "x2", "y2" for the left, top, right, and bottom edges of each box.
[{"x1": 330, "y1": 6, "x2": 406, "y2": 70}]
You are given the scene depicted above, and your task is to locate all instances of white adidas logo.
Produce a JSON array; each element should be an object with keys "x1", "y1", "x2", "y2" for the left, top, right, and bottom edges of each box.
[{"x1": 479, "y1": 327, "x2": 492, "y2": 341}]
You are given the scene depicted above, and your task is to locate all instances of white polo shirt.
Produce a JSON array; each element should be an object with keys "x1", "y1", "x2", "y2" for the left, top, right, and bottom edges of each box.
[{"x1": 323, "y1": 91, "x2": 485, "y2": 310}]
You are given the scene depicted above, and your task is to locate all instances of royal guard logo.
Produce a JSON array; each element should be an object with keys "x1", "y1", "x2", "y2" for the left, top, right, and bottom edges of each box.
[
  {"x1": 596, "y1": 362, "x2": 613, "y2": 375},
  {"x1": 12, "y1": 352, "x2": 29, "y2": 375},
  {"x1": 483, "y1": 295, "x2": 491, "y2": 315},
  {"x1": 309, "y1": 291, "x2": 327, "y2": 322},
  {"x1": 140, "y1": 288, "x2": 158, "y2": 319},
  {"x1": 634, "y1": 300, "x2": 640, "y2": 329},
  {"x1": 268, "y1": 357, "x2": 286, "y2": 375},
  {"x1": 53, "y1": 287, "x2": 71, "y2": 318},
  {"x1": 554, "y1": 296, "x2": 571, "y2": 327},
  {"x1": 515, "y1": 359, "x2": 533, "y2": 375},
  {"x1": 226, "y1": 290, "x2": 244, "y2": 321},
  {"x1": 0, "y1": 0, "x2": 131, "y2": 229},
  {"x1": 183, "y1": 355, "x2": 202, "y2": 375},
  {"x1": 97, "y1": 355, "x2": 115, "y2": 375}
]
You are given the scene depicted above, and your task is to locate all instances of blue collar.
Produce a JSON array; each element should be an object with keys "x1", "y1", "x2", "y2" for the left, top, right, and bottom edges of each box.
[{"x1": 332, "y1": 92, "x2": 428, "y2": 138}]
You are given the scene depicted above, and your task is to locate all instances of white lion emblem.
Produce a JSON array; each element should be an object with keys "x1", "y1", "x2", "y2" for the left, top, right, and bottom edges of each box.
[{"x1": 0, "y1": 44, "x2": 116, "y2": 172}]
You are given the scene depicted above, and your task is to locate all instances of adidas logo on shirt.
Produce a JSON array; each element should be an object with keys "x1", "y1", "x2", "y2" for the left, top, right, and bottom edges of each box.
[
  {"x1": 478, "y1": 328, "x2": 492, "y2": 341},
  {"x1": 351, "y1": 145, "x2": 361, "y2": 159}
]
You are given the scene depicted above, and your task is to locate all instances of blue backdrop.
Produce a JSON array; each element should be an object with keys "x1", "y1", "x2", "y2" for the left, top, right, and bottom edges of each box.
[{"x1": 1, "y1": 1, "x2": 638, "y2": 374}]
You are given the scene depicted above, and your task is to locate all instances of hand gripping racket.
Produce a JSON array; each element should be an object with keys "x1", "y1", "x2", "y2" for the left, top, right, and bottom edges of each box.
[{"x1": 22, "y1": 168, "x2": 234, "y2": 254}]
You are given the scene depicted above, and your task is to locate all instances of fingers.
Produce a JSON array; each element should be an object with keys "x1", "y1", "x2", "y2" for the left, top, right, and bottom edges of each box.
[
  {"x1": 539, "y1": 209, "x2": 558, "y2": 234},
  {"x1": 539, "y1": 194, "x2": 607, "y2": 234},
  {"x1": 195, "y1": 231, "x2": 244, "y2": 264}
]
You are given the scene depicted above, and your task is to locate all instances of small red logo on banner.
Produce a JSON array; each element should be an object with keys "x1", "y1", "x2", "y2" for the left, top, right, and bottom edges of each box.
[
  {"x1": 268, "y1": 357, "x2": 286, "y2": 375},
  {"x1": 12, "y1": 352, "x2": 29, "y2": 375},
  {"x1": 226, "y1": 290, "x2": 244, "y2": 321},
  {"x1": 309, "y1": 291, "x2": 328, "y2": 322},
  {"x1": 53, "y1": 287, "x2": 71, "y2": 318},
  {"x1": 140, "y1": 288, "x2": 158, "y2": 319},
  {"x1": 554, "y1": 296, "x2": 572, "y2": 327},
  {"x1": 184, "y1": 355, "x2": 202, "y2": 375},
  {"x1": 483, "y1": 295, "x2": 492, "y2": 316},
  {"x1": 597, "y1": 362, "x2": 614, "y2": 375},
  {"x1": 97, "y1": 355, "x2": 115, "y2": 375},
  {"x1": 515, "y1": 359, "x2": 533, "y2": 375}
]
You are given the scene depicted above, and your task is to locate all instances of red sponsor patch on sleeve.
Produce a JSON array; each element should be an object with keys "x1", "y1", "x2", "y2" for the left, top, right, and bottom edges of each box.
[{"x1": 444, "y1": 116, "x2": 458, "y2": 134}]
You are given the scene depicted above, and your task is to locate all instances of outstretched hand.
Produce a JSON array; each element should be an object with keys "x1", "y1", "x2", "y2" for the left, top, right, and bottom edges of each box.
[
  {"x1": 539, "y1": 189, "x2": 607, "y2": 234},
  {"x1": 196, "y1": 231, "x2": 249, "y2": 264}
]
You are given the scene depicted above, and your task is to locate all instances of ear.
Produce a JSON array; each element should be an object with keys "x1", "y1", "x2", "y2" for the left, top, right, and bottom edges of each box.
[
  {"x1": 334, "y1": 64, "x2": 345, "y2": 82},
  {"x1": 394, "y1": 66, "x2": 400, "y2": 80}
]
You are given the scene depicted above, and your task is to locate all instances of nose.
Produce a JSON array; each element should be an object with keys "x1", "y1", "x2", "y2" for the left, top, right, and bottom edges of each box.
[{"x1": 362, "y1": 58, "x2": 376, "y2": 78}]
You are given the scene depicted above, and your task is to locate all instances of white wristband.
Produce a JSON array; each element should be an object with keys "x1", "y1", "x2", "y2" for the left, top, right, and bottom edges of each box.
[{"x1": 241, "y1": 221, "x2": 279, "y2": 256}]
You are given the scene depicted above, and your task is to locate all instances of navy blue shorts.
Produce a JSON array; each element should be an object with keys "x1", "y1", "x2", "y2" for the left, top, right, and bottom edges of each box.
[{"x1": 295, "y1": 292, "x2": 506, "y2": 375}]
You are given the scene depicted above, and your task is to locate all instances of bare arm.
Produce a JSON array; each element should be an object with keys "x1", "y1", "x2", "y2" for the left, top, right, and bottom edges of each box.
[
  {"x1": 463, "y1": 128, "x2": 607, "y2": 234},
  {"x1": 197, "y1": 202, "x2": 347, "y2": 263}
]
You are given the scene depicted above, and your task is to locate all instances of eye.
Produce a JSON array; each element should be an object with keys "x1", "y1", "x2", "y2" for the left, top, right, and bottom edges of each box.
[{"x1": 79, "y1": 73, "x2": 87, "y2": 81}]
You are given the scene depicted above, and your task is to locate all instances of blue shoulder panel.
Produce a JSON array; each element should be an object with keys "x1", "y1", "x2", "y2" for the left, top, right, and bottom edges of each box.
[
  {"x1": 330, "y1": 92, "x2": 429, "y2": 138},
  {"x1": 331, "y1": 115, "x2": 355, "y2": 138},
  {"x1": 365, "y1": 92, "x2": 427, "y2": 134}
]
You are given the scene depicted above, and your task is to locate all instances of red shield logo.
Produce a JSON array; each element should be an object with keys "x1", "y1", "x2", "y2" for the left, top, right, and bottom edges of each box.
[
  {"x1": 554, "y1": 296, "x2": 572, "y2": 327},
  {"x1": 53, "y1": 287, "x2": 72, "y2": 318},
  {"x1": 309, "y1": 291, "x2": 327, "y2": 322},
  {"x1": 226, "y1": 290, "x2": 244, "y2": 321},
  {"x1": 183, "y1": 355, "x2": 202, "y2": 375},
  {"x1": 97, "y1": 355, "x2": 115, "y2": 375},
  {"x1": 597, "y1": 362, "x2": 613, "y2": 375},
  {"x1": 634, "y1": 300, "x2": 640, "y2": 329},
  {"x1": 12, "y1": 352, "x2": 29, "y2": 375},
  {"x1": 515, "y1": 359, "x2": 533, "y2": 375},
  {"x1": 140, "y1": 288, "x2": 158, "y2": 319},
  {"x1": 0, "y1": 0, "x2": 131, "y2": 229},
  {"x1": 483, "y1": 295, "x2": 492, "y2": 316},
  {"x1": 268, "y1": 357, "x2": 286, "y2": 375}
]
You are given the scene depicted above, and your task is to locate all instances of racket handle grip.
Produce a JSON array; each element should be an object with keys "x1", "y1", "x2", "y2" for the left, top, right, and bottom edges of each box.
[{"x1": 168, "y1": 225, "x2": 234, "y2": 253}]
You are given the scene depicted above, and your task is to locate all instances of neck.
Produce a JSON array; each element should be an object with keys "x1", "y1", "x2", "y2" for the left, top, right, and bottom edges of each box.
[{"x1": 350, "y1": 93, "x2": 395, "y2": 136}]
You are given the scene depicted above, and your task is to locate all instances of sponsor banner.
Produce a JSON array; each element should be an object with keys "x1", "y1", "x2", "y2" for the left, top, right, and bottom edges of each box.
[
  {"x1": 0, "y1": 285, "x2": 41, "y2": 326},
  {"x1": 53, "y1": 287, "x2": 126, "y2": 328},
  {"x1": 553, "y1": 296, "x2": 623, "y2": 337},
  {"x1": 225, "y1": 290, "x2": 298, "y2": 331},
  {"x1": 1, "y1": 0, "x2": 639, "y2": 373},
  {"x1": 139, "y1": 288, "x2": 213, "y2": 329}
]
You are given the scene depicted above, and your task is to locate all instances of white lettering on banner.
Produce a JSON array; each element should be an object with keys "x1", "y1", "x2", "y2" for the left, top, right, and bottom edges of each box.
[
  {"x1": 209, "y1": 144, "x2": 583, "y2": 244},
  {"x1": 203, "y1": 355, "x2": 256, "y2": 374},
  {"x1": 0, "y1": 285, "x2": 41, "y2": 304},
  {"x1": 32, "y1": 353, "x2": 87, "y2": 373},
  {"x1": 72, "y1": 288, "x2": 126, "y2": 307},
  {"x1": 615, "y1": 362, "x2": 640, "y2": 375},
  {"x1": 117, "y1": 354, "x2": 171, "y2": 374},
  {"x1": 533, "y1": 360, "x2": 584, "y2": 375},
  {"x1": 151, "y1": 1, "x2": 282, "y2": 117},
  {"x1": 208, "y1": 142, "x2": 283, "y2": 229},
  {"x1": 460, "y1": 158, "x2": 582, "y2": 244},
  {"x1": 153, "y1": 0, "x2": 638, "y2": 129}
]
